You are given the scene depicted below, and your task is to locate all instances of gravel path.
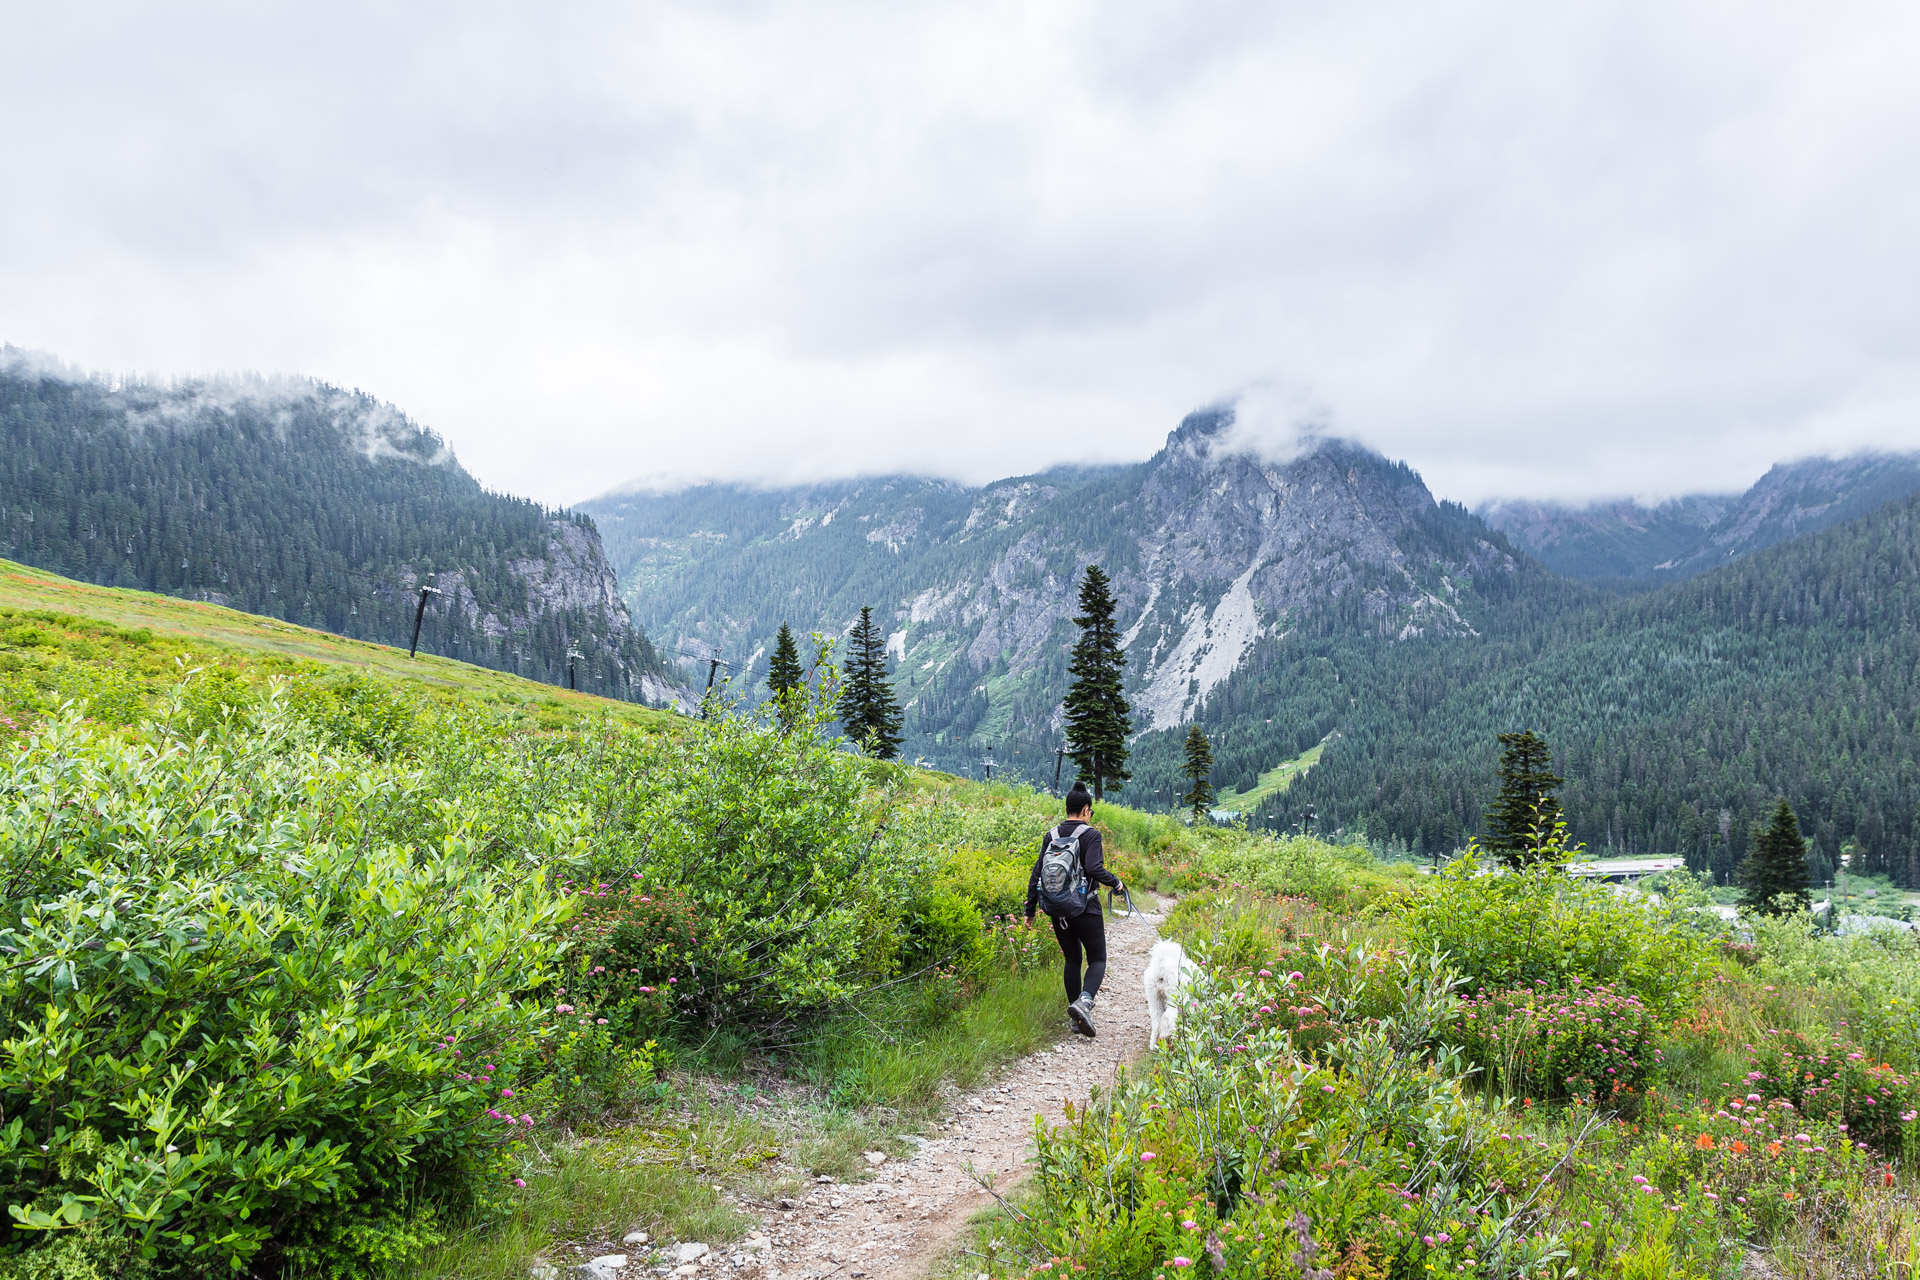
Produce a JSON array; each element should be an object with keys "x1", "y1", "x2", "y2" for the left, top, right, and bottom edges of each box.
[{"x1": 756, "y1": 903, "x2": 1164, "y2": 1280}]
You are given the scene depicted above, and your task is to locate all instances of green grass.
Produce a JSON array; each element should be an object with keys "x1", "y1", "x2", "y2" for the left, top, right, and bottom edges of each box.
[
  {"x1": 1213, "y1": 736, "x2": 1327, "y2": 810},
  {"x1": 416, "y1": 967, "x2": 1068, "y2": 1280},
  {"x1": 800, "y1": 968, "x2": 1069, "y2": 1111},
  {"x1": 0, "y1": 557, "x2": 674, "y2": 732},
  {"x1": 416, "y1": 1109, "x2": 755, "y2": 1280}
]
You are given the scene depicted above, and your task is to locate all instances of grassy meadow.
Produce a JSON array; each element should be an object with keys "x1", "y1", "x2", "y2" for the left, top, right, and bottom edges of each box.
[{"x1": 5, "y1": 561, "x2": 1920, "y2": 1279}]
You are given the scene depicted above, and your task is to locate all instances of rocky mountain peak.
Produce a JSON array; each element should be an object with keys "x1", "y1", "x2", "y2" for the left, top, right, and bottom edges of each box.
[
  {"x1": 588, "y1": 407, "x2": 1524, "y2": 750},
  {"x1": 1158, "y1": 406, "x2": 1236, "y2": 457}
]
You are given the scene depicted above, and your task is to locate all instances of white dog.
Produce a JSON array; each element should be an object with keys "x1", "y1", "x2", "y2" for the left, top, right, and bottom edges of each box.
[{"x1": 1143, "y1": 938, "x2": 1198, "y2": 1047}]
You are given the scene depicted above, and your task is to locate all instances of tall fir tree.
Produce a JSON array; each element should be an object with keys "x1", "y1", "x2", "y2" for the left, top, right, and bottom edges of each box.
[
  {"x1": 1064, "y1": 565, "x2": 1132, "y2": 799},
  {"x1": 840, "y1": 606, "x2": 903, "y2": 759},
  {"x1": 1743, "y1": 798, "x2": 1812, "y2": 915},
  {"x1": 766, "y1": 622, "x2": 805, "y2": 729},
  {"x1": 1482, "y1": 730, "x2": 1565, "y2": 868},
  {"x1": 1181, "y1": 724, "x2": 1216, "y2": 823}
]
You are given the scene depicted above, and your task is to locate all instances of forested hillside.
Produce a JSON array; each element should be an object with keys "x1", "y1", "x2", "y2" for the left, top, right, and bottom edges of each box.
[
  {"x1": 1132, "y1": 490, "x2": 1920, "y2": 883},
  {"x1": 1482, "y1": 451, "x2": 1920, "y2": 580},
  {"x1": 0, "y1": 353, "x2": 672, "y2": 701}
]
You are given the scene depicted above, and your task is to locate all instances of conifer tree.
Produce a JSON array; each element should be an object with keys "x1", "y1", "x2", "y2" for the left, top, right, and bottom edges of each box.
[
  {"x1": 1181, "y1": 723, "x2": 1215, "y2": 823},
  {"x1": 840, "y1": 606, "x2": 903, "y2": 759},
  {"x1": 766, "y1": 623, "x2": 805, "y2": 729},
  {"x1": 1742, "y1": 798, "x2": 1812, "y2": 915},
  {"x1": 1482, "y1": 730, "x2": 1565, "y2": 868},
  {"x1": 1064, "y1": 565, "x2": 1131, "y2": 799}
]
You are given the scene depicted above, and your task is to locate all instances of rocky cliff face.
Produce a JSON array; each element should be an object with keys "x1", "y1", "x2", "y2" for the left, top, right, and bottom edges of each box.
[{"x1": 586, "y1": 408, "x2": 1520, "y2": 749}]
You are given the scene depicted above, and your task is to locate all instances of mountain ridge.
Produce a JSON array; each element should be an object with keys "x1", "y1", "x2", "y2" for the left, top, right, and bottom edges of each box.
[
  {"x1": 1480, "y1": 452, "x2": 1920, "y2": 580},
  {"x1": 584, "y1": 411, "x2": 1531, "y2": 768}
]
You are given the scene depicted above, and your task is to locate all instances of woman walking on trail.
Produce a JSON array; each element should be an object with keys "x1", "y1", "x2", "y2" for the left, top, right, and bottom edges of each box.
[{"x1": 1025, "y1": 782, "x2": 1124, "y2": 1037}]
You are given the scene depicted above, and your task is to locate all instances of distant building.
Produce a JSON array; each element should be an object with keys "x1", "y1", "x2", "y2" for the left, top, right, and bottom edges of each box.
[{"x1": 1568, "y1": 857, "x2": 1683, "y2": 884}]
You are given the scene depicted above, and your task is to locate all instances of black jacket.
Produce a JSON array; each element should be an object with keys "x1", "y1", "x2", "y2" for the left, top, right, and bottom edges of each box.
[{"x1": 1025, "y1": 821, "x2": 1121, "y2": 918}]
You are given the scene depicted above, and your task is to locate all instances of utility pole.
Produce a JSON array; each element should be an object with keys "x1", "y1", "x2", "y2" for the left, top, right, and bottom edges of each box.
[
  {"x1": 1053, "y1": 746, "x2": 1066, "y2": 796},
  {"x1": 983, "y1": 754, "x2": 995, "y2": 783},
  {"x1": 567, "y1": 647, "x2": 583, "y2": 690},
  {"x1": 408, "y1": 581, "x2": 441, "y2": 659},
  {"x1": 678, "y1": 650, "x2": 733, "y2": 720}
]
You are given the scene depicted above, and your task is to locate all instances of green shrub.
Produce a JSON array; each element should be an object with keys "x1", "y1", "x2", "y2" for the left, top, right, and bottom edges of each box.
[
  {"x1": 1405, "y1": 852, "x2": 1715, "y2": 1017},
  {"x1": 1740, "y1": 1028, "x2": 1920, "y2": 1157},
  {"x1": 0, "y1": 707, "x2": 571, "y2": 1274},
  {"x1": 564, "y1": 885, "x2": 697, "y2": 1044},
  {"x1": 286, "y1": 673, "x2": 417, "y2": 759},
  {"x1": 936, "y1": 846, "x2": 1031, "y2": 917},
  {"x1": 1745, "y1": 912, "x2": 1920, "y2": 1072},
  {"x1": 1022, "y1": 959, "x2": 1569, "y2": 1277},
  {"x1": 980, "y1": 913, "x2": 1052, "y2": 976},
  {"x1": 903, "y1": 887, "x2": 988, "y2": 974},
  {"x1": 628, "y1": 708, "x2": 915, "y2": 1020},
  {"x1": 525, "y1": 1030, "x2": 658, "y2": 1126},
  {"x1": 1191, "y1": 832, "x2": 1416, "y2": 911},
  {"x1": 1450, "y1": 982, "x2": 1663, "y2": 1102},
  {"x1": 0, "y1": 1221, "x2": 151, "y2": 1280}
]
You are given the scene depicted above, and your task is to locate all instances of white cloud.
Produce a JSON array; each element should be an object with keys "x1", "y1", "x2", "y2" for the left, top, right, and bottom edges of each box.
[{"x1": 4, "y1": 0, "x2": 1920, "y2": 505}]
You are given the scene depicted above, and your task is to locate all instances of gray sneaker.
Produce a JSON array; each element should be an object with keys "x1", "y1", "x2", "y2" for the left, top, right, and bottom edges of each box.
[{"x1": 1067, "y1": 993, "x2": 1097, "y2": 1038}]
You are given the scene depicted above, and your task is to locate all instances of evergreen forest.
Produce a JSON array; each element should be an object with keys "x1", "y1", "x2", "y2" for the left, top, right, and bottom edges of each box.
[
  {"x1": 1131, "y1": 488, "x2": 1920, "y2": 884},
  {"x1": 0, "y1": 365, "x2": 666, "y2": 699}
]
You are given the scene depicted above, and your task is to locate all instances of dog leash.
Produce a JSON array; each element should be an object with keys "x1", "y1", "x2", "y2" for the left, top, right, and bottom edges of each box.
[{"x1": 1109, "y1": 886, "x2": 1139, "y2": 917}]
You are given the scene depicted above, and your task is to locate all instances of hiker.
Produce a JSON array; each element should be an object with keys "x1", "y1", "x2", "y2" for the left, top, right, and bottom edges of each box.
[{"x1": 1025, "y1": 782, "x2": 1124, "y2": 1037}]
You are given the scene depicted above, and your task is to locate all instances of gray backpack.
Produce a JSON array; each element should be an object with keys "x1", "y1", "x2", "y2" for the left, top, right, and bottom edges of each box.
[{"x1": 1037, "y1": 822, "x2": 1090, "y2": 918}]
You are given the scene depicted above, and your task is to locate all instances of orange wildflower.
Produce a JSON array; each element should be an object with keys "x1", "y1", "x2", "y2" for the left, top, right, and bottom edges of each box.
[
  {"x1": 1766, "y1": 1142, "x2": 1783, "y2": 1157},
  {"x1": 1730, "y1": 1141, "x2": 1749, "y2": 1154},
  {"x1": 1696, "y1": 1134, "x2": 1715, "y2": 1150}
]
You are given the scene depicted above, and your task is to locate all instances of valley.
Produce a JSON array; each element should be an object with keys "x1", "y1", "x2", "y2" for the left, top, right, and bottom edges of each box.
[{"x1": 588, "y1": 407, "x2": 1920, "y2": 886}]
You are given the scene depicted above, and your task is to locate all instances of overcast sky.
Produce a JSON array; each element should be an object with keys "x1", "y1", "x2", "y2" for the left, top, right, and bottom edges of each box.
[{"x1": 5, "y1": 2, "x2": 1920, "y2": 507}]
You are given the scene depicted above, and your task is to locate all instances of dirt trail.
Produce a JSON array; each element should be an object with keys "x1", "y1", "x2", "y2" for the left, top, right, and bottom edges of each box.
[{"x1": 758, "y1": 903, "x2": 1163, "y2": 1280}]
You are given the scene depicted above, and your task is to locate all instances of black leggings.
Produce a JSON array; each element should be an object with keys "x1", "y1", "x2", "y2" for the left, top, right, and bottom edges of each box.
[{"x1": 1050, "y1": 910, "x2": 1107, "y2": 1001}]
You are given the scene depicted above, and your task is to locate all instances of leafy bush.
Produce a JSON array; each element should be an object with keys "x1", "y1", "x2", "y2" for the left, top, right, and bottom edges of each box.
[
  {"x1": 1160, "y1": 890, "x2": 1357, "y2": 973},
  {"x1": 1405, "y1": 852, "x2": 1715, "y2": 1017},
  {"x1": 1021, "y1": 956, "x2": 1572, "y2": 1278},
  {"x1": 1745, "y1": 911, "x2": 1920, "y2": 1072},
  {"x1": 902, "y1": 888, "x2": 989, "y2": 974},
  {"x1": 285, "y1": 673, "x2": 416, "y2": 759},
  {"x1": 1450, "y1": 981, "x2": 1663, "y2": 1102},
  {"x1": 935, "y1": 846, "x2": 1032, "y2": 917},
  {"x1": 1741, "y1": 1028, "x2": 1920, "y2": 1157},
  {"x1": 0, "y1": 707, "x2": 571, "y2": 1274},
  {"x1": 1189, "y1": 831, "x2": 1419, "y2": 911},
  {"x1": 562, "y1": 884, "x2": 697, "y2": 1044},
  {"x1": 980, "y1": 914, "x2": 1052, "y2": 976}
]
